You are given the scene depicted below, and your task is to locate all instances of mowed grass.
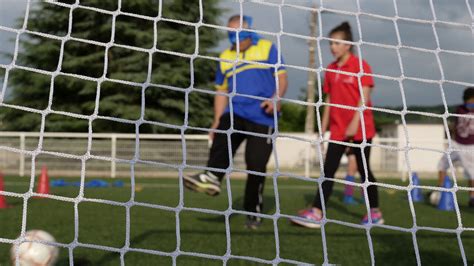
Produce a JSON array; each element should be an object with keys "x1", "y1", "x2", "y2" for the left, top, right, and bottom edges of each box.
[{"x1": 1, "y1": 175, "x2": 473, "y2": 265}]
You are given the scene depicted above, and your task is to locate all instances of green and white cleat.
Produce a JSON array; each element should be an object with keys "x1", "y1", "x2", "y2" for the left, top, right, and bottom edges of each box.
[{"x1": 184, "y1": 171, "x2": 221, "y2": 196}]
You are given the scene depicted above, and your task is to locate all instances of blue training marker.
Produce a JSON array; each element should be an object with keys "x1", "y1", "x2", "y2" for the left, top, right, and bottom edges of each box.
[
  {"x1": 410, "y1": 172, "x2": 423, "y2": 202},
  {"x1": 438, "y1": 176, "x2": 455, "y2": 211}
]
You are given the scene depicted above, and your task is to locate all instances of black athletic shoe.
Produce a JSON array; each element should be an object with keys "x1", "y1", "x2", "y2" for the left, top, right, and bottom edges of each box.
[
  {"x1": 245, "y1": 216, "x2": 262, "y2": 230},
  {"x1": 184, "y1": 171, "x2": 221, "y2": 196}
]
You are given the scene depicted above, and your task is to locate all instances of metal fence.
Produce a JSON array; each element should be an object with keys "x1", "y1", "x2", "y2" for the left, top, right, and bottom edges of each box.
[
  {"x1": 0, "y1": 132, "x2": 448, "y2": 179},
  {"x1": 0, "y1": 132, "x2": 240, "y2": 178}
]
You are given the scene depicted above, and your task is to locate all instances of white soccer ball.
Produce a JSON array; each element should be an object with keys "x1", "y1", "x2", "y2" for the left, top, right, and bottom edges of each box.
[
  {"x1": 10, "y1": 230, "x2": 59, "y2": 266},
  {"x1": 429, "y1": 191, "x2": 442, "y2": 206}
]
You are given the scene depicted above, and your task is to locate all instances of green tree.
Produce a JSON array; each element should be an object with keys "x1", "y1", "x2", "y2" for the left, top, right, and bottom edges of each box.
[
  {"x1": 279, "y1": 86, "x2": 319, "y2": 132},
  {"x1": 279, "y1": 103, "x2": 306, "y2": 132},
  {"x1": 2, "y1": 0, "x2": 221, "y2": 133}
]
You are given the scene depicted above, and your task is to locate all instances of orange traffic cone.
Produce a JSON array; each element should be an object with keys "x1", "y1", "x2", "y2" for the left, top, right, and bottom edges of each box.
[
  {"x1": 36, "y1": 166, "x2": 50, "y2": 197},
  {"x1": 0, "y1": 172, "x2": 11, "y2": 209}
]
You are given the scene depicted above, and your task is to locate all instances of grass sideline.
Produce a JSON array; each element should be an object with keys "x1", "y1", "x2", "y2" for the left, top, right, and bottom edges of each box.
[{"x1": 1, "y1": 176, "x2": 473, "y2": 265}]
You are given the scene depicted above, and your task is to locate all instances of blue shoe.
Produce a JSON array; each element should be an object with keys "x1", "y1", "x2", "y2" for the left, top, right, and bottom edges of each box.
[{"x1": 343, "y1": 195, "x2": 359, "y2": 205}]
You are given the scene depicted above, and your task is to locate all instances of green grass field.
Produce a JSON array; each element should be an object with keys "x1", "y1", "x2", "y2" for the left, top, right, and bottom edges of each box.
[{"x1": 1, "y1": 176, "x2": 473, "y2": 265}]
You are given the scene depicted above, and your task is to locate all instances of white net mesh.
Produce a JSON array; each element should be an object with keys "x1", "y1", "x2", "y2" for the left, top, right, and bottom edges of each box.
[{"x1": 1, "y1": 0, "x2": 473, "y2": 265}]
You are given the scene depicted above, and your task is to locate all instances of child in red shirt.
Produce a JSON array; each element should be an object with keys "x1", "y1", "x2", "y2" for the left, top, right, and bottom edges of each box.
[{"x1": 291, "y1": 22, "x2": 383, "y2": 228}]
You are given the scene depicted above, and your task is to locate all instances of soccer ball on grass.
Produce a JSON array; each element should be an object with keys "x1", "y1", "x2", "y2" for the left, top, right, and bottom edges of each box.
[{"x1": 10, "y1": 230, "x2": 59, "y2": 266}]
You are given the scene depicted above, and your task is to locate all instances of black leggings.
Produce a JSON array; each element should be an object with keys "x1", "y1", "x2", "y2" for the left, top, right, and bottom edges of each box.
[
  {"x1": 207, "y1": 113, "x2": 273, "y2": 214},
  {"x1": 313, "y1": 140, "x2": 379, "y2": 210}
]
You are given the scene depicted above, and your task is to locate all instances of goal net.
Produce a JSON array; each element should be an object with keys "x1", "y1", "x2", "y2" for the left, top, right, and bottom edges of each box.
[{"x1": 1, "y1": 0, "x2": 473, "y2": 265}]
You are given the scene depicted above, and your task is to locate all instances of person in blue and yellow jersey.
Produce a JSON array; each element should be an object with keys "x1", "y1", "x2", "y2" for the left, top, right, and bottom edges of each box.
[{"x1": 185, "y1": 15, "x2": 288, "y2": 229}]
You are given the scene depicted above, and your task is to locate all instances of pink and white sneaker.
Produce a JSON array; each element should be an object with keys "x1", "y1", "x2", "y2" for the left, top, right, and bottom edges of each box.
[
  {"x1": 361, "y1": 209, "x2": 384, "y2": 225},
  {"x1": 290, "y1": 208, "x2": 322, "y2": 229}
]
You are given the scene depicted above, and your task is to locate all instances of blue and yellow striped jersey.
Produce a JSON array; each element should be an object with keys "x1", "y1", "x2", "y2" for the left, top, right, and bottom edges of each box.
[{"x1": 215, "y1": 39, "x2": 286, "y2": 127}]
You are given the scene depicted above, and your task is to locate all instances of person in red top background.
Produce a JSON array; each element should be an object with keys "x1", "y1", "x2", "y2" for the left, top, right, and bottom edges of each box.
[{"x1": 291, "y1": 22, "x2": 384, "y2": 228}]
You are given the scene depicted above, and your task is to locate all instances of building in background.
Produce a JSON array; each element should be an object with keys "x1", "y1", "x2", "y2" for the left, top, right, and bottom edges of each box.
[{"x1": 378, "y1": 122, "x2": 446, "y2": 179}]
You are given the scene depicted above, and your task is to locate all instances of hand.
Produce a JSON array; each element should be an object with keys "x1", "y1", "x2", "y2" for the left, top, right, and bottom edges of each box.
[
  {"x1": 319, "y1": 139, "x2": 326, "y2": 159},
  {"x1": 209, "y1": 120, "x2": 219, "y2": 140},
  {"x1": 345, "y1": 122, "x2": 358, "y2": 139},
  {"x1": 260, "y1": 99, "x2": 281, "y2": 115},
  {"x1": 319, "y1": 131, "x2": 328, "y2": 157}
]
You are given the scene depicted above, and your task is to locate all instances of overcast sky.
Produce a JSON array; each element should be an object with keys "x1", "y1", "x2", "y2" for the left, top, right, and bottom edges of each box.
[{"x1": 1, "y1": 0, "x2": 473, "y2": 108}]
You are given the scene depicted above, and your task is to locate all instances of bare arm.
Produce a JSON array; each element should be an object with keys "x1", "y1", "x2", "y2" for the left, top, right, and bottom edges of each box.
[
  {"x1": 276, "y1": 72, "x2": 289, "y2": 98},
  {"x1": 322, "y1": 94, "x2": 331, "y2": 134},
  {"x1": 345, "y1": 86, "x2": 372, "y2": 138},
  {"x1": 261, "y1": 72, "x2": 289, "y2": 114},
  {"x1": 210, "y1": 93, "x2": 228, "y2": 139}
]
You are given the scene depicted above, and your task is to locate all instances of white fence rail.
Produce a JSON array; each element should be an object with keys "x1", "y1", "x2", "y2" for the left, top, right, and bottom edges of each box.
[{"x1": 0, "y1": 132, "x2": 448, "y2": 179}]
